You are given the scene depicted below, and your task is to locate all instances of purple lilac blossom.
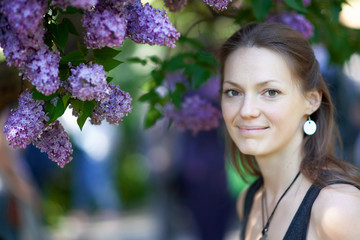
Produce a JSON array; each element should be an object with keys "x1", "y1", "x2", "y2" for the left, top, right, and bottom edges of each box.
[
  {"x1": 303, "y1": 0, "x2": 311, "y2": 6},
  {"x1": 102, "y1": 0, "x2": 136, "y2": 10},
  {"x1": 21, "y1": 46, "x2": 61, "y2": 96},
  {"x1": 0, "y1": 14, "x2": 44, "y2": 67},
  {"x1": 202, "y1": 0, "x2": 232, "y2": 11},
  {"x1": 68, "y1": 63, "x2": 111, "y2": 102},
  {"x1": 3, "y1": 90, "x2": 48, "y2": 149},
  {"x1": 197, "y1": 75, "x2": 221, "y2": 101},
  {"x1": 1, "y1": 0, "x2": 47, "y2": 36},
  {"x1": 163, "y1": 95, "x2": 222, "y2": 135},
  {"x1": 33, "y1": 120, "x2": 73, "y2": 168},
  {"x1": 165, "y1": 71, "x2": 188, "y2": 91},
  {"x1": 51, "y1": 0, "x2": 98, "y2": 10},
  {"x1": 267, "y1": 11, "x2": 314, "y2": 39},
  {"x1": 91, "y1": 83, "x2": 132, "y2": 125},
  {"x1": 126, "y1": 0, "x2": 180, "y2": 48},
  {"x1": 82, "y1": 4, "x2": 127, "y2": 49}
]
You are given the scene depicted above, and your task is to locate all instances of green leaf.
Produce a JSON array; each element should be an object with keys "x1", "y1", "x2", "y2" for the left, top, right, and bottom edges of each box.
[
  {"x1": 95, "y1": 58, "x2": 123, "y2": 71},
  {"x1": 178, "y1": 36, "x2": 204, "y2": 49},
  {"x1": 144, "y1": 107, "x2": 162, "y2": 129},
  {"x1": 149, "y1": 56, "x2": 162, "y2": 64},
  {"x1": 151, "y1": 69, "x2": 165, "y2": 86},
  {"x1": 196, "y1": 51, "x2": 217, "y2": 68},
  {"x1": 170, "y1": 89, "x2": 182, "y2": 109},
  {"x1": 48, "y1": 22, "x2": 69, "y2": 52},
  {"x1": 164, "y1": 55, "x2": 186, "y2": 72},
  {"x1": 62, "y1": 18, "x2": 78, "y2": 36},
  {"x1": 141, "y1": 80, "x2": 157, "y2": 91},
  {"x1": 77, "y1": 101, "x2": 96, "y2": 130},
  {"x1": 284, "y1": 0, "x2": 307, "y2": 13},
  {"x1": 31, "y1": 89, "x2": 56, "y2": 101},
  {"x1": 59, "y1": 6, "x2": 83, "y2": 14},
  {"x1": 60, "y1": 50, "x2": 85, "y2": 66},
  {"x1": 138, "y1": 91, "x2": 161, "y2": 103},
  {"x1": 62, "y1": 95, "x2": 71, "y2": 108},
  {"x1": 46, "y1": 98, "x2": 67, "y2": 123},
  {"x1": 175, "y1": 82, "x2": 187, "y2": 92},
  {"x1": 251, "y1": 0, "x2": 272, "y2": 21},
  {"x1": 185, "y1": 63, "x2": 211, "y2": 89},
  {"x1": 94, "y1": 47, "x2": 123, "y2": 71},
  {"x1": 106, "y1": 76, "x2": 113, "y2": 83},
  {"x1": 70, "y1": 99, "x2": 81, "y2": 112},
  {"x1": 77, "y1": 42, "x2": 89, "y2": 57},
  {"x1": 127, "y1": 57, "x2": 147, "y2": 65},
  {"x1": 93, "y1": 47, "x2": 121, "y2": 59}
]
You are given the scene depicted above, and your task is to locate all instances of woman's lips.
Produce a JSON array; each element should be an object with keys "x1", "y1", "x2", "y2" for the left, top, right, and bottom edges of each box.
[{"x1": 238, "y1": 126, "x2": 269, "y2": 134}]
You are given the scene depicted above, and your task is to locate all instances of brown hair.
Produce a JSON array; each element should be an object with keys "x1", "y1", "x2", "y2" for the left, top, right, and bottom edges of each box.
[{"x1": 219, "y1": 22, "x2": 360, "y2": 185}]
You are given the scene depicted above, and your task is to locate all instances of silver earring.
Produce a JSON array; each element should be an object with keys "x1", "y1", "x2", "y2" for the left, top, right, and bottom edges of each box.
[{"x1": 303, "y1": 116, "x2": 317, "y2": 135}]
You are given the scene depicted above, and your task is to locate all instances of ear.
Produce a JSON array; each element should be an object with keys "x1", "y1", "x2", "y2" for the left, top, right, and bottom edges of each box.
[{"x1": 305, "y1": 89, "x2": 322, "y2": 115}]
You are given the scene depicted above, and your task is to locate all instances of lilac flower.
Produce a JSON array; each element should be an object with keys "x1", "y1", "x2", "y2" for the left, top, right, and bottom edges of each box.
[
  {"x1": 3, "y1": 90, "x2": 48, "y2": 149},
  {"x1": 165, "y1": 71, "x2": 187, "y2": 91},
  {"x1": 82, "y1": 4, "x2": 127, "y2": 49},
  {"x1": 267, "y1": 11, "x2": 314, "y2": 39},
  {"x1": 68, "y1": 63, "x2": 111, "y2": 102},
  {"x1": 126, "y1": 0, "x2": 180, "y2": 48},
  {"x1": 102, "y1": 0, "x2": 136, "y2": 10},
  {"x1": 0, "y1": 14, "x2": 44, "y2": 67},
  {"x1": 51, "y1": 0, "x2": 98, "y2": 10},
  {"x1": 303, "y1": 0, "x2": 311, "y2": 7},
  {"x1": 33, "y1": 120, "x2": 73, "y2": 168},
  {"x1": 203, "y1": 0, "x2": 232, "y2": 11},
  {"x1": 91, "y1": 83, "x2": 132, "y2": 125},
  {"x1": 21, "y1": 46, "x2": 61, "y2": 96},
  {"x1": 163, "y1": 95, "x2": 222, "y2": 135},
  {"x1": 1, "y1": 0, "x2": 47, "y2": 36}
]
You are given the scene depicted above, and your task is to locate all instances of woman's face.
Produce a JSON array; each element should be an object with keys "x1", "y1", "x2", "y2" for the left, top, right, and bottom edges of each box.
[{"x1": 221, "y1": 47, "x2": 311, "y2": 158}]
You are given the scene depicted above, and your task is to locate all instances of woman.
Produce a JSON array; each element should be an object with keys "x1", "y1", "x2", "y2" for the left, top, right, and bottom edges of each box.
[{"x1": 219, "y1": 22, "x2": 360, "y2": 240}]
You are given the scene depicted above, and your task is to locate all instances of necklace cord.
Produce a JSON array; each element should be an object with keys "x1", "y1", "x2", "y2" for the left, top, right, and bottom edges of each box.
[{"x1": 261, "y1": 171, "x2": 301, "y2": 236}]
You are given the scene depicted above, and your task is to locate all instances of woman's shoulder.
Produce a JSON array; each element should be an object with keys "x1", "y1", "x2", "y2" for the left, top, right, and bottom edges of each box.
[{"x1": 311, "y1": 183, "x2": 360, "y2": 239}]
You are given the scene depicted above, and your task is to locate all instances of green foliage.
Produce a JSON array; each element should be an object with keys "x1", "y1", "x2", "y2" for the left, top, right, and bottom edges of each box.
[{"x1": 251, "y1": 0, "x2": 272, "y2": 21}]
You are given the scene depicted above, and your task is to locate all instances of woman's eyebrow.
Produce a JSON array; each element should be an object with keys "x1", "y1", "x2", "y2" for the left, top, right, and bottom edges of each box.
[{"x1": 223, "y1": 79, "x2": 280, "y2": 88}]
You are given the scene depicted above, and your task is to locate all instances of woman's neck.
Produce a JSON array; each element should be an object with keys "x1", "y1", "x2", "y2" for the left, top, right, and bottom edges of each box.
[{"x1": 256, "y1": 144, "x2": 303, "y2": 201}]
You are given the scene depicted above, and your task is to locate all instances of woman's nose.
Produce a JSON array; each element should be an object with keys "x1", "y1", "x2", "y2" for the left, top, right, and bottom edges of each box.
[{"x1": 239, "y1": 94, "x2": 260, "y2": 119}]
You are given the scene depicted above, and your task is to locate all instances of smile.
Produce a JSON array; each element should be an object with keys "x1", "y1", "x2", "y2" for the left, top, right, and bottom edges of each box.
[{"x1": 237, "y1": 126, "x2": 269, "y2": 134}]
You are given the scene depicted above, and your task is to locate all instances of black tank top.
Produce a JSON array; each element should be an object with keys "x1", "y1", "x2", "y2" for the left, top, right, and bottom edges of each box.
[{"x1": 241, "y1": 178, "x2": 360, "y2": 240}]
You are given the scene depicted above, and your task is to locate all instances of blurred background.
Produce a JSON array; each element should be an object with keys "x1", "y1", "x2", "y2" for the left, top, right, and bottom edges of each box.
[{"x1": 1, "y1": 0, "x2": 360, "y2": 239}]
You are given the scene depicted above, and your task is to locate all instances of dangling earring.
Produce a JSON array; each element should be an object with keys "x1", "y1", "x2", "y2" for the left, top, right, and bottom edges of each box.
[{"x1": 303, "y1": 116, "x2": 317, "y2": 135}]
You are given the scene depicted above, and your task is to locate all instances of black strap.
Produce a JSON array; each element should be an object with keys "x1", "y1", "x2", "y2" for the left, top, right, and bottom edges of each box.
[
  {"x1": 284, "y1": 180, "x2": 360, "y2": 240},
  {"x1": 241, "y1": 178, "x2": 263, "y2": 240}
]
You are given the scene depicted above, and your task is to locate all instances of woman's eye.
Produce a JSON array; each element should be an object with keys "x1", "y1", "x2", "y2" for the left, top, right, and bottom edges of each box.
[
  {"x1": 224, "y1": 89, "x2": 240, "y2": 97},
  {"x1": 264, "y1": 89, "x2": 280, "y2": 97}
]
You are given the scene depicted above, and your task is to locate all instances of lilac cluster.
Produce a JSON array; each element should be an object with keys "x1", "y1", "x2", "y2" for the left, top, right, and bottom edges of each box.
[
  {"x1": 1, "y1": 0, "x2": 47, "y2": 36},
  {"x1": 267, "y1": 11, "x2": 314, "y2": 39},
  {"x1": 126, "y1": 0, "x2": 180, "y2": 48},
  {"x1": 203, "y1": 0, "x2": 232, "y2": 11},
  {"x1": 82, "y1": 4, "x2": 127, "y2": 49},
  {"x1": 33, "y1": 120, "x2": 73, "y2": 168},
  {"x1": 51, "y1": 0, "x2": 98, "y2": 10},
  {"x1": 21, "y1": 46, "x2": 61, "y2": 96},
  {"x1": 90, "y1": 83, "x2": 132, "y2": 125},
  {"x1": 0, "y1": 0, "x2": 46, "y2": 68},
  {"x1": 163, "y1": 95, "x2": 222, "y2": 135},
  {"x1": 303, "y1": 0, "x2": 311, "y2": 7},
  {"x1": 0, "y1": 0, "x2": 61, "y2": 96},
  {"x1": 68, "y1": 63, "x2": 110, "y2": 102},
  {"x1": 3, "y1": 90, "x2": 48, "y2": 149},
  {"x1": 165, "y1": 71, "x2": 187, "y2": 91}
]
